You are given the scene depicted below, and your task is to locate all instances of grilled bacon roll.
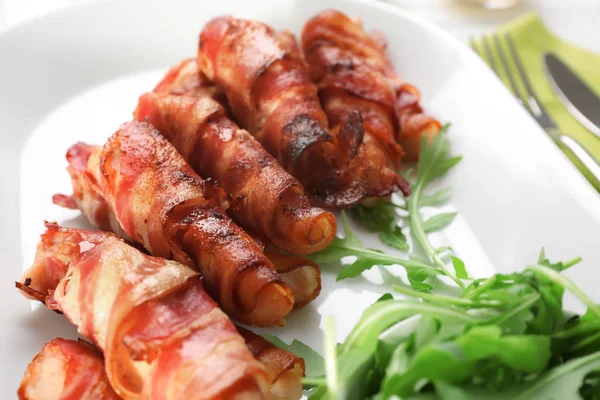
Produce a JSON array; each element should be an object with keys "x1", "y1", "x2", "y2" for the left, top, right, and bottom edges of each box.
[
  {"x1": 265, "y1": 246, "x2": 321, "y2": 309},
  {"x1": 54, "y1": 121, "x2": 294, "y2": 326},
  {"x1": 18, "y1": 339, "x2": 120, "y2": 400},
  {"x1": 18, "y1": 333, "x2": 305, "y2": 400},
  {"x1": 302, "y1": 9, "x2": 403, "y2": 169},
  {"x1": 52, "y1": 143, "x2": 128, "y2": 240},
  {"x1": 134, "y1": 64, "x2": 336, "y2": 254},
  {"x1": 393, "y1": 81, "x2": 442, "y2": 162},
  {"x1": 17, "y1": 224, "x2": 270, "y2": 400},
  {"x1": 302, "y1": 10, "x2": 441, "y2": 163},
  {"x1": 239, "y1": 328, "x2": 305, "y2": 400},
  {"x1": 198, "y1": 16, "x2": 409, "y2": 207},
  {"x1": 54, "y1": 150, "x2": 319, "y2": 317}
]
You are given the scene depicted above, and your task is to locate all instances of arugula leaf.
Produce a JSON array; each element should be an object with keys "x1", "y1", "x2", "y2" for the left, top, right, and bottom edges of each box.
[
  {"x1": 451, "y1": 257, "x2": 468, "y2": 280},
  {"x1": 313, "y1": 299, "x2": 484, "y2": 400},
  {"x1": 351, "y1": 202, "x2": 409, "y2": 251},
  {"x1": 537, "y1": 247, "x2": 582, "y2": 272},
  {"x1": 510, "y1": 350, "x2": 600, "y2": 399},
  {"x1": 310, "y1": 212, "x2": 441, "y2": 282},
  {"x1": 406, "y1": 126, "x2": 465, "y2": 288},
  {"x1": 379, "y1": 225, "x2": 409, "y2": 251},
  {"x1": 422, "y1": 212, "x2": 458, "y2": 233},
  {"x1": 420, "y1": 187, "x2": 453, "y2": 207},
  {"x1": 407, "y1": 268, "x2": 434, "y2": 293},
  {"x1": 261, "y1": 334, "x2": 324, "y2": 379},
  {"x1": 416, "y1": 124, "x2": 461, "y2": 186},
  {"x1": 376, "y1": 293, "x2": 394, "y2": 302},
  {"x1": 528, "y1": 264, "x2": 600, "y2": 321}
]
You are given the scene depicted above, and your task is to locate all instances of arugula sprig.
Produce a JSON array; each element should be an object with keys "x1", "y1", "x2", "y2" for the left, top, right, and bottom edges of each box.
[
  {"x1": 302, "y1": 252, "x2": 600, "y2": 400},
  {"x1": 332, "y1": 125, "x2": 465, "y2": 290},
  {"x1": 261, "y1": 128, "x2": 600, "y2": 400},
  {"x1": 310, "y1": 211, "x2": 444, "y2": 282},
  {"x1": 407, "y1": 125, "x2": 464, "y2": 288},
  {"x1": 351, "y1": 202, "x2": 408, "y2": 251}
]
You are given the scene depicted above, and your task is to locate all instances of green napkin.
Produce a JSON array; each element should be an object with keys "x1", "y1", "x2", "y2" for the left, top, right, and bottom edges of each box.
[{"x1": 473, "y1": 14, "x2": 600, "y2": 191}]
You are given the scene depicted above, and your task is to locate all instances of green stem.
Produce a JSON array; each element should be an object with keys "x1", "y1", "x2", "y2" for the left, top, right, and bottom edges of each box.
[
  {"x1": 514, "y1": 351, "x2": 600, "y2": 400},
  {"x1": 553, "y1": 320, "x2": 600, "y2": 339},
  {"x1": 462, "y1": 276, "x2": 497, "y2": 299},
  {"x1": 392, "y1": 284, "x2": 502, "y2": 308},
  {"x1": 340, "y1": 246, "x2": 446, "y2": 276},
  {"x1": 571, "y1": 331, "x2": 600, "y2": 351},
  {"x1": 563, "y1": 257, "x2": 583, "y2": 270},
  {"x1": 343, "y1": 300, "x2": 479, "y2": 351},
  {"x1": 528, "y1": 264, "x2": 600, "y2": 320},
  {"x1": 324, "y1": 316, "x2": 339, "y2": 400},
  {"x1": 491, "y1": 294, "x2": 540, "y2": 326},
  {"x1": 408, "y1": 181, "x2": 466, "y2": 289}
]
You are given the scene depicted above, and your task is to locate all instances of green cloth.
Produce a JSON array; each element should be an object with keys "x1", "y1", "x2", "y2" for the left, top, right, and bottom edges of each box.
[{"x1": 473, "y1": 14, "x2": 600, "y2": 191}]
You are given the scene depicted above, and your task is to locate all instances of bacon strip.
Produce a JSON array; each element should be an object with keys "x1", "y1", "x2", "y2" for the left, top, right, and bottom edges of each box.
[
  {"x1": 239, "y1": 328, "x2": 305, "y2": 400},
  {"x1": 54, "y1": 141, "x2": 318, "y2": 313},
  {"x1": 265, "y1": 246, "x2": 321, "y2": 309},
  {"x1": 302, "y1": 10, "x2": 440, "y2": 163},
  {"x1": 19, "y1": 334, "x2": 304, "y2": 400},
  {"x1": 54, "y1": 121, "x2": 294, "y2": 326},
  {"x1": 17, "y1": 224, "x2": 270, "y2": 399},
  {"x1": 18, "y1": 339, "x2": 120, "y2": 400},
  {"x1": 302, "y1": 10, "x2": 403, "y2": 169},
  {"x1": 393, "y1": 81, "x2": 443, "y2": 162},
  {"x1": 198, "y1": 16, "x2": 408, "y2": 207},
  {"x1": 134, "y1": 59, "x2": 336, "y2": 255},
  {"x1": 152, "y1": 58, "x2": 226, "y2": 103},
  {"x1": 51, "y1": 143, "x2": 128, "y2": 239}
]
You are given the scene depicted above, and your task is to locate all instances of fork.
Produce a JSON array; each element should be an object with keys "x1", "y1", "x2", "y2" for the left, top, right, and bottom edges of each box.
[{"x1": 470, "y1": 32, "x2": 600, "y2": 184}]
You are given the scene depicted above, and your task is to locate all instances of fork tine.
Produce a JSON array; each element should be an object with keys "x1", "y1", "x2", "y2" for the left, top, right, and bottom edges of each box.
[
  {"x1": 481, "y1": 35, "x2": 501, "y2": 80},
  {"x1": 492, "y1": 33, "x2": 525, "y2": 107},
  {"x1": 504, "y1": 32, "x2": 544, "y2": 117},
  {"x1": 468, "y1": 36, "x2": 478, "y2": 53}
]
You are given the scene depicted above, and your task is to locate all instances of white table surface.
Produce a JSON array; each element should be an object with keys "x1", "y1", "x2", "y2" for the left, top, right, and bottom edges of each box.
[{"x1": 1, "y1": 0, "x2": 599, "y2": 53}]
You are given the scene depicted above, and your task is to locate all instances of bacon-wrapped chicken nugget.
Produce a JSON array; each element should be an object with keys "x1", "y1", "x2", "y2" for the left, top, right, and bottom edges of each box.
[
  {"x1": 18, "y1": 339, "x2": 120, "y2": 400},
  {"x1": 302, "y1": 10, "x2": 440, "y2": 162},
  {"x1": 198, "y1": 17, "x2": 409, "y2": 207},
  {"x1": 54, "y1": 121, "x2": 294, "y2": 326},
  {"x1": 17, "y1": 224, "x2": 270, "y2": 400},
  {"x1": 135, "y1": 75, "x2": 335, "y2": 254}
]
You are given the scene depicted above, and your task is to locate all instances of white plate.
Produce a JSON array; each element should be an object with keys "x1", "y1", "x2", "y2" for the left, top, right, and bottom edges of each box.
[{"x1": 2, "y1": 0, "x2": 600, "y2": 396}]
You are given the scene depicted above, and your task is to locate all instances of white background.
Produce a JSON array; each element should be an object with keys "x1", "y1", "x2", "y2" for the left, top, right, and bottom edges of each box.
[{"x1": 1, "y1": 0, "x2": 599, "y2": 52}]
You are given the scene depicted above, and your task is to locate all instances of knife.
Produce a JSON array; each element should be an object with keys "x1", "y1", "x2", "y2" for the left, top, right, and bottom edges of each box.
[{"x1": 544, "y1": 53, "x2": 600, "y2": 138}]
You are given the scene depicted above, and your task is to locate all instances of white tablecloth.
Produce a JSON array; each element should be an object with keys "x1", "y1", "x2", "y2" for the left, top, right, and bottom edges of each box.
[{"x1": 1, "y1": 0, "x2": 599, "y2": 52}]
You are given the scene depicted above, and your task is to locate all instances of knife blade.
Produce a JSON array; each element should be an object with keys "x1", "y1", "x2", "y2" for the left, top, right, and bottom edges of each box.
[{"x1": 544, "y1": 53, "x2": 600, "y2": 138}]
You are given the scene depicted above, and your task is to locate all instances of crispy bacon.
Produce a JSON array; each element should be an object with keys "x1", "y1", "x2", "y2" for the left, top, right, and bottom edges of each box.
[
  {"x1": 302, "y1": 9, "x2": 403, "y2": 168},
  {"x1": 302, "y1": 10, "x2": 440, "y2": 163},
  {"x1": 393, "y1": 81, "x2": 442, "y2": 162},
  {"x1": 239, "y1": 328, "x2": 305, "y2": 400},
  {"x1": 19, "y1": 334, "x2": 304, "y2": 400},
  {"x1": 54, "y1": 143, "x2": 317, "y2": 313},
  {"x1": 17, "y1": 224, "x2": 270, "y2": 400},
  {"x1": 51, "y1": 143, "x2": 128, "y2": 239},
  {"x1": 265, "y1": 246, "x2": 321, "y2": 309},
  {"x1": 153, "y1": 58, "x2": 226, "y2": 104},
  {"x1": 18, "y1": 339, "x2": 120, "y2": 400},
  {"x1": 198, "y1": 16, "x2": 408, "y2": 207},
  {"x1": 54, "y1": 121, "x2": 294, "y2": 326},
  {"x1": 134, "y1": 60, "x2": 336, "y2": 255}
]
